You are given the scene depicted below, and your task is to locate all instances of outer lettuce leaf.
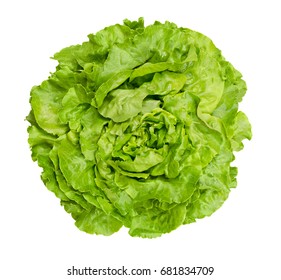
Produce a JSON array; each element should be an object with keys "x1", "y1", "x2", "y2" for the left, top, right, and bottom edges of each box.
[{"x1": 27, "y1": 18, "x2": 252, "y2": 238}]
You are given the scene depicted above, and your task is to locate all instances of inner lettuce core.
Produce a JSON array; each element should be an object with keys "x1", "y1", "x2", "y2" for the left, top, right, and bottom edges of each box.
[{"x1": 27, "y1": 18, "x2": 252, "y2": 238}]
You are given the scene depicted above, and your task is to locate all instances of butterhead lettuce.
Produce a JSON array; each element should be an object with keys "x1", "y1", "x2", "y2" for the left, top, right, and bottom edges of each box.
[{"x1": 27, "y1": 18, "x2": 252, "y2": 238}]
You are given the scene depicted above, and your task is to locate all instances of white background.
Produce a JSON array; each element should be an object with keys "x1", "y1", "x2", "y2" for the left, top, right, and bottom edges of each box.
[{"x1": 1, "y1": 0, "x2": 280, "y2": 279}]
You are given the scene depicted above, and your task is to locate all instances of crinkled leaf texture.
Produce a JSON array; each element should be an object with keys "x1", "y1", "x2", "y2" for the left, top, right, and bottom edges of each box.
[{"x1": 27, "y1": 18, "x2": 252, "y2": 238}]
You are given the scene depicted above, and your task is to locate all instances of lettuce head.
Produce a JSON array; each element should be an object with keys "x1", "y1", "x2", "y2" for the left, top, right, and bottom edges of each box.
[{"x1": 27, "y1": 18, "x2": 252, "y2": 238}]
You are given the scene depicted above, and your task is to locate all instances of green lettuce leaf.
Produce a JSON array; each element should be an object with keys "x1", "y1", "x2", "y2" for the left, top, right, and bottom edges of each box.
[{"x1": 27, "y1": 18, "x2": 251, "y2": 238}]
